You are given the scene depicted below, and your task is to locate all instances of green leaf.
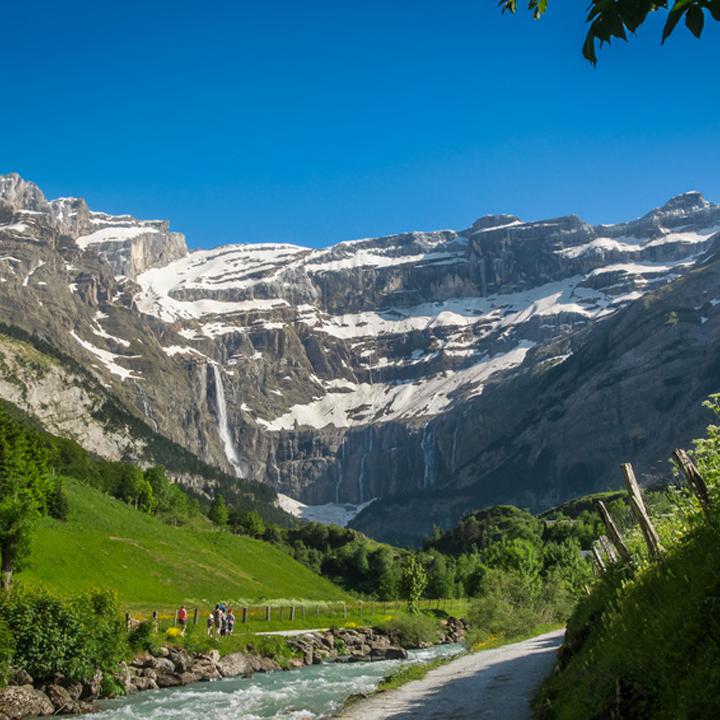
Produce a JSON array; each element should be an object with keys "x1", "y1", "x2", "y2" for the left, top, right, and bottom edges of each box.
[
  {"x1": 685, "y1": 4, "x2": 705, "y2": 36},
  {"x1": 583, "y1": 29, "x2": 599, "y2": 65},
  {"x1": 662, "y1": 8, "x2": 686, "y2": 41}
]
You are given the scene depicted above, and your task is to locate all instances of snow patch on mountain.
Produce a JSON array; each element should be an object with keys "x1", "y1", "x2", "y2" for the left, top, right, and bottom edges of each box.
[
  {"x1": 276, "y1": 493, "x2": 375, "y2": 526},
  {"x1": 257, "y1": 341, "x2": 534, "y2": 430}
]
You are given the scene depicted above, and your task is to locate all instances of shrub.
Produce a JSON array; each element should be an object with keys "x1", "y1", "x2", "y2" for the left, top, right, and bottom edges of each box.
[
  {"x1": 128, "y1": 621, "x2": 156, "y2": 652},
  {"x1": 0, "y1": 619, "x2": 14, "y2": 687},
  {"x1": 0, "y1": 587, "x2": 127, "y2": 682},
  {"x1": 466, "y1": 568, "x2": 546, "y2": 646},
  {"x1": 378, "y1": 613, "x2": 441, "y2": 648}
]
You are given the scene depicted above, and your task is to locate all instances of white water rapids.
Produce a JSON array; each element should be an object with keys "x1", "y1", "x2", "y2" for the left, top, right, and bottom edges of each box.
[{"x1": 83, "y1": 644, "x2": 461, "y2": 720}]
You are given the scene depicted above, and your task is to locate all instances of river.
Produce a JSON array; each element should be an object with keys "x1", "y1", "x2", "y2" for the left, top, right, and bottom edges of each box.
[{"x1": 82, "y1": 644, "x2": 462, "y2": 720}]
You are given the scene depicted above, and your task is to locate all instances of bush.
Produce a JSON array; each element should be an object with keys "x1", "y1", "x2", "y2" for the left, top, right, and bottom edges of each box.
[
  {"x1": 128, "y1": 621, "x2": 156, "y2": 653},
  {"x1": 0, "y1": 619, "x2": 14, "y2": 687},
  {"x1": 466, "y1": 569, "x2": 543, "y2": 645},
  {"x1": 378, "y1": 613, "x2": 441, "y2": 648},
  {"x1": 0, "y1": 587, "x2": 127, "y2": 682}
]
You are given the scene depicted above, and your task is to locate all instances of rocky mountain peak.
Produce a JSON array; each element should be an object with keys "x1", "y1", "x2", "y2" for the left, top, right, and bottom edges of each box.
[
  {"x1": 0, "y1": 173, "x2": 188, "y2": 278},
  {"x1": 467, "y1": 214, "x2": 521, "y2": 234},
  {"x1": 0, "y1": 173, "x2": 49, "y2": 212},
  {"x1": 659, "y1": 190, "x2": 708, "y2": 214}
]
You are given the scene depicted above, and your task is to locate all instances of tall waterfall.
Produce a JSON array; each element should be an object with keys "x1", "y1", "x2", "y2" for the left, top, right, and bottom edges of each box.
[
  {"x1": 335, "y1": 438, "x2": 346, "y2": 503},
  {"x1": 357, "y1": 426, "x2": 373, "y2": 503},
  {"x1": 211, "y1": 363, "x2": 243, "y2": 477},
  {"x1": 421, "y1": 422, "x2": 436, "y2": 489}
]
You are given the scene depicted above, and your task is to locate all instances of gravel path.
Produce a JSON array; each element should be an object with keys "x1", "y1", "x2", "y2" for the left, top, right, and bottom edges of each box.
[{"x1": 336, "y1": 628, "x2": 564, "y2": 720}]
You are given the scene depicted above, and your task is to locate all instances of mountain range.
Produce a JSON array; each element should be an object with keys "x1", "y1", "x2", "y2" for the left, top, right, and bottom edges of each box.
[{"x1": 1, "y1": 172, "x2": 719, "y2": 544}]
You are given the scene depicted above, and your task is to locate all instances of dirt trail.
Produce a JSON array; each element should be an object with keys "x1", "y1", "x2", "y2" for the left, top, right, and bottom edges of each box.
[{"x1": 337, "y1": 628, "x2": 564, "y2": 720}]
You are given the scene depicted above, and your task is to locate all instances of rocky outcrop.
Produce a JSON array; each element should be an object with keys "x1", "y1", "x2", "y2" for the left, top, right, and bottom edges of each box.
[
  {"x1": 0, "y1": 685, "x2": 54, "y2": 720},
  {"x1": 2, "y1": 173, "x2": 720, "y2": 542}
]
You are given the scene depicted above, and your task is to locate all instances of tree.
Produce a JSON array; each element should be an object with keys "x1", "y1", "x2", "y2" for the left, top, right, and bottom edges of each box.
[
  {"x1": 117, "y1": 465, "x2": 156, "y2": 513},
  {"x1": 400, "y1": 556, "x2": 428, "y2": 612},
  {"x1": 208, "y1": 494, "x2": 229, "y2": 527},
  {"x1": 0, "y1": 418, "x2": 52, "y2": 590},
  {"x1": 499, "y1": 0, "x2": 720, "y2": 64}
]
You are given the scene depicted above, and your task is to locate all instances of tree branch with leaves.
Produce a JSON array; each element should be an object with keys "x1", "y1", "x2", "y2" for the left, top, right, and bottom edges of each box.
[{"x1": 499, "y1": 0, "x2": 720, "y2": 64}]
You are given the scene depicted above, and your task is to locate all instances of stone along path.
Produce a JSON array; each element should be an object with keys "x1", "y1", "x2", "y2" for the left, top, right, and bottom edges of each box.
[{"x1": 337, "y1": 628, "x2": 564, "y2": 720}]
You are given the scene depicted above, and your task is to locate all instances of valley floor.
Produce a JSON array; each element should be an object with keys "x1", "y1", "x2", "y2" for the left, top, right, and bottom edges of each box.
[{"x1": 336, "y1": 629, "x2": 564, "y2": 720}]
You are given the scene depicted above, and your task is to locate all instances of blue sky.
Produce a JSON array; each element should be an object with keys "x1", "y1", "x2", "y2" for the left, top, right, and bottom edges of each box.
[{"x1": 1, "y1": 0, "x2": 719, "y2": 248}]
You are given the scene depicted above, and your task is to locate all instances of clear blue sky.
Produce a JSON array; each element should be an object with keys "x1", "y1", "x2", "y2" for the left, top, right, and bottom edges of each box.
[{"x1": 2, "y1": 0, "x2": 719, "y2": 248}]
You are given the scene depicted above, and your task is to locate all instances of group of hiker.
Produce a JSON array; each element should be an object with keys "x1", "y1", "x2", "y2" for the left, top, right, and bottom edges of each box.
[{"x1": 175, "y1": 603, "x2": 236, "y2": 637}]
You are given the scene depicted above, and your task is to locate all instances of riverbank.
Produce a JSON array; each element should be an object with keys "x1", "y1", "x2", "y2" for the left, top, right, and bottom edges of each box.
[
  {"x1": 0, "y1": 618, "x2": 467, "y2": 719},
  {"x1": 336, "y1": 628, "x2": 564, "y2": 720}
]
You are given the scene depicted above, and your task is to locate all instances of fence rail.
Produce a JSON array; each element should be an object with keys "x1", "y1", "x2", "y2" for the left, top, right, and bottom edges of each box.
[{"x1": 125, "y1": 597, "x2": 468, "y2": 631}]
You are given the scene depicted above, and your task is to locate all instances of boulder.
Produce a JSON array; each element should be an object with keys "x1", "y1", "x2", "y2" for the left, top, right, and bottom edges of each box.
[
  {"x1": 0, "y1": 686, "x2": 54, "y2": 720},
  {"x1": 286, "y1": 658, "x2": 304, "y2": 670},
  {"x1": 7, "y1": 671, "x2": 32, "y2": 688},
  {"x1": 150, "y1": 657, "x2": 175, "y2": 674},
  {"x1": 61, "y1": 682, "x2": 83, "y2": 703},
  {"x1": 114, "y1": 662, "x2": 134, "y2": 694},
  {"x1": 131, "y1": 677, "x2": 159, "y2": 692},
  {"x1": 218, "y1": 653, "x2": 253, "y2": 678},
  {"x1": 169, "y1": 650, "x2": 192, "y2": 673},
  {"x1": 154, "y1": 672, "x2": 182, "y2": 689},
  {"x1": 82, "y1": 670, "x2": 103, "y2": 700},
  {"x1": 385, "y1": 647, "x2": 409, "y2": 660},
  {"x1": 190, "y1": 660, "x2": 221, "y2": 682},
  {"x1": 45, "y1": 684, "x2": 82, "y2": 714},
  {"x1": 177, "y1": 672, "x2": 199, "y2": 686}
]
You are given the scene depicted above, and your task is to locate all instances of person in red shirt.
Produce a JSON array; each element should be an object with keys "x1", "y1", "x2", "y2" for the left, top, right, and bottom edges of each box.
[{"x1": 177, "y1": 605, "x2": 188, "y2": 635}]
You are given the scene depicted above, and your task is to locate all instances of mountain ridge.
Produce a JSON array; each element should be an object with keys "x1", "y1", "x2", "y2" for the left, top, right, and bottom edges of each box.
[{"x1": 2, "y1": 172, "x2": 719, "y2": 543}]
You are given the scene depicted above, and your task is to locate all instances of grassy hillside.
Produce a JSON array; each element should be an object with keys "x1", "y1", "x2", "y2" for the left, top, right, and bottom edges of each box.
[
  {"x1": 22, "y1": 478, "x2": 348, "y2": 612},
  {"x1": 535, "y1": 520, "x2": 720, "y2": 720}
]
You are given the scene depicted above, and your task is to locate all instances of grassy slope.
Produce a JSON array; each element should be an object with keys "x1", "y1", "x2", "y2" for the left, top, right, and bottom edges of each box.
[
  {"x1": 23, "y1": 478, "x2": 348, "y2": 612},
  {"x1": 534, "y1": 522, "x2": 720, "y2": 720}
]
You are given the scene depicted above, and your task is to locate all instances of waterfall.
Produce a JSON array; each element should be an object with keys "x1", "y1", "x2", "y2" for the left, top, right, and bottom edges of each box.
[
  {"x1": 211, "y1": 364, "x2": 243, "y2": 477},
  {"x1": 357, "y1": 426, "x2": 373, "y2": 503},
  {"x1": 421, "y1": 422, "x2": 435, "y2": 489},
  {"x1": 287, "y1": 437, "x2": 295, "y2": 487},
  {"x1": 335, "y1": 437, "x2": 346, "y2": 503}
]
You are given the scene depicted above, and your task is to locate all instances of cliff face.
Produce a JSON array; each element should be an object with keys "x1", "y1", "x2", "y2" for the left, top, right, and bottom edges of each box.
[{"x1": 2, "y1": 172, "x2": 719, "y2": 542}]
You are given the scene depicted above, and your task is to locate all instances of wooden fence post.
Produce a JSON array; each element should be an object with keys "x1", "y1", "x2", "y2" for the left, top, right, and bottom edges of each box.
[
  {"x1": 266, "y1": 606, "x2": 271, "y2": 622},
  {"x1": 193, "y1": 608, "x2": 199, "y2": 626},
  {"x1": 596, "y1": 500, "x2": 633, "y2": 564},
  {"x1": 673, "y1": 449, "x2": 712, "y2": 515},
  {"x1": 152, "y1": 610, "x2": 158, "y2": 633},
  {"x1": 591, "y1": 542, "x2": 607, "y2": 573},
  {"x1": 242, "y1": 607, "x2": 248, "y2": 624},
  {"x1": 598, "y1": 534, "x2": 618, "y2": 563},
  {"x1": 290, "y1": 606, "x2": 296, "y2": 622},
  {"x1": 125, "y1": 612, "x2": 132, "y2": 631},
  {"x1": 620, "y1": 463, "x2": 663, "y2": 559}
]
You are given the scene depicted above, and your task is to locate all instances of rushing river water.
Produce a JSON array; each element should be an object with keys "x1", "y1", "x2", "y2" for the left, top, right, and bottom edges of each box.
[{"x1": 84, "y1": 644, "x2": 462, "y2": 720}]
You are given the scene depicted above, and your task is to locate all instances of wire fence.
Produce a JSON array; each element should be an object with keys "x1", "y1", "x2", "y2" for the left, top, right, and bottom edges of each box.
[{"x1": 126, "y1": 597, "x2": 469, "y2": 631}]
